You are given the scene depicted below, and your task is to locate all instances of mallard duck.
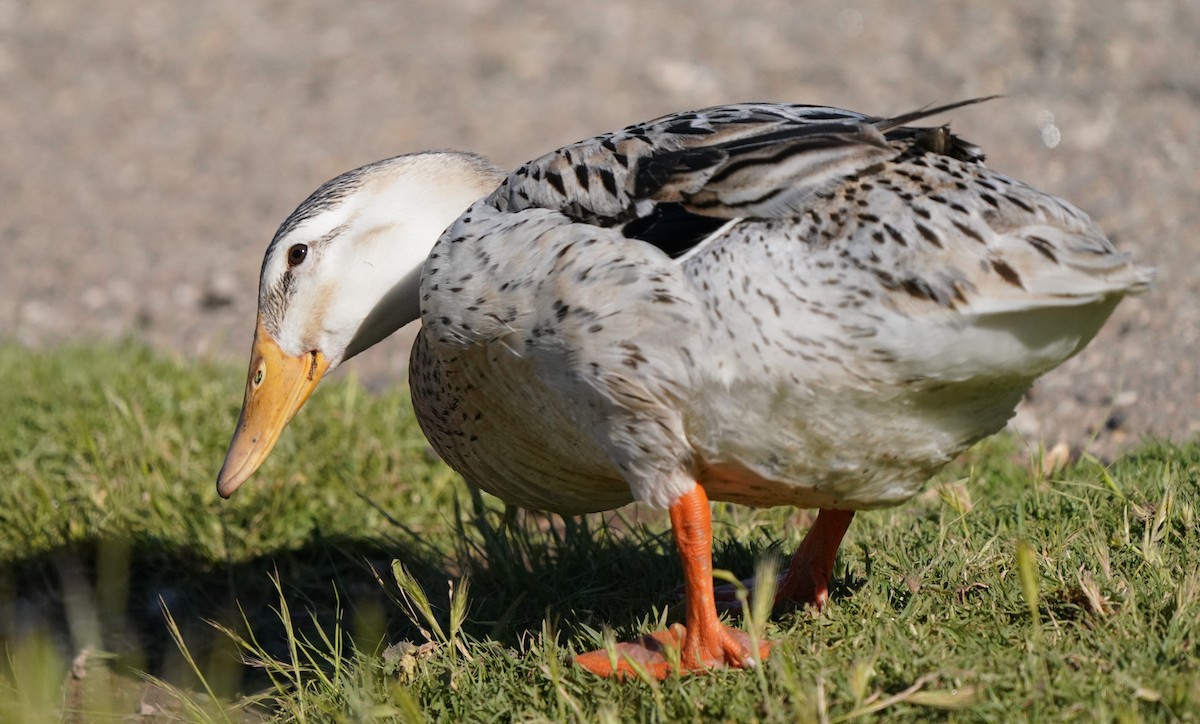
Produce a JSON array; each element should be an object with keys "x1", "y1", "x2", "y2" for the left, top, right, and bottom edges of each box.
[{"x1": 217, "y1": 98, "x2": 1152, "y2": 679}]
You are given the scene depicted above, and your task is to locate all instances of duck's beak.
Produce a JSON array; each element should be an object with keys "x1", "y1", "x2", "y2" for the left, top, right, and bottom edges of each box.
[{"x1": 217, "y1": 318, "x2": 330, "y2": 498}]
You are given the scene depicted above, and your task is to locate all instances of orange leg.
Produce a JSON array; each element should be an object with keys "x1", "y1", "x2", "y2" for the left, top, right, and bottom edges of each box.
[
  {"x1": 574, "y1": 484, "x2": 771, "y2": 679},
  {"x1": 713, "y1": 508, "x2": 854, "y2": 611},
  {"x1": 776, "y1": 509, "x2": 854, "y2": 610}
]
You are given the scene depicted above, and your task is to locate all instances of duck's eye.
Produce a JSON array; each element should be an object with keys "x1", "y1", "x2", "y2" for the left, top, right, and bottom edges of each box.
[{"x1": 287, "y1": 244, "x2": 309, "y2": 268}]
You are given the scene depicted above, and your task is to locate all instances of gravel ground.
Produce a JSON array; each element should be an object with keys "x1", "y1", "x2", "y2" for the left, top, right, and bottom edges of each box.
[{"x1": 2, "y1": 1, "x2": 1196, "y2": 458}]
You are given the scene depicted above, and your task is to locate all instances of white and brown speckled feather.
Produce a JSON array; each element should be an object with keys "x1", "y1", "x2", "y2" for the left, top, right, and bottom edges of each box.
[{"x1": 413, "y1": 99, "x2": 1152, "y2": 513}]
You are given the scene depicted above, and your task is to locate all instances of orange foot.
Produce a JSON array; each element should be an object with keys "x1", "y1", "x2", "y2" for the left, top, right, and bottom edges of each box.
[
  {"x1": 573, "y1": 622, "x2": 771, "y2": 680},
  {"x1": 714, "y1": 508, "x2": 855, "y2": 612},
  {"x1": 574, "y1": 484, "x2": 772, "y2": 680}
]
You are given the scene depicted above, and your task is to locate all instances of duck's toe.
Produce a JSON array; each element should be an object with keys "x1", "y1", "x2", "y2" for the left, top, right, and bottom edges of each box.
[{"x1": 573, "y1": 623, "x2": 770, "y2": 680}]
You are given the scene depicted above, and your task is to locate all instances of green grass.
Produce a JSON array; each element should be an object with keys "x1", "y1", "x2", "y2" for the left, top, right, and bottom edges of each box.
[{"x1": 1, "y1": 341, "x2": 1197, "y2": 722}]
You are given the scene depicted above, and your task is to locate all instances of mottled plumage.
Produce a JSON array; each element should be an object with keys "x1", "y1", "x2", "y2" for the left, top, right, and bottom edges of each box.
[{"x1": 413, "y1": 99, "x2": 1151, "y2": 515}]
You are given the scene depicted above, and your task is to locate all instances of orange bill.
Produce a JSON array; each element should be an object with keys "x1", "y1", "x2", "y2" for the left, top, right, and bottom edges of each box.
[{"x1": 216, "y1": 318, "x2": 330, "y2": 498}]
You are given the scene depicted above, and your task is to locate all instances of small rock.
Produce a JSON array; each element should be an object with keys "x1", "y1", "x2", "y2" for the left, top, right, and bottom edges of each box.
[{"x1": 1039, "y1": 441, "x2": 1071, "y2": 475}]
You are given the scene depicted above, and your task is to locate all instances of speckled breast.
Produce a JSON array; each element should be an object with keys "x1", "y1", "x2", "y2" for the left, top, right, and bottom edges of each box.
[{"x1": 408, "y1": 327, "x2": 635, "y2": 515}]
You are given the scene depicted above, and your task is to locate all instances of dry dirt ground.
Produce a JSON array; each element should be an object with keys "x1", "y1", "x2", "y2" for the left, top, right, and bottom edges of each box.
[{"x1": 2, "y1": 1, "x2": 1197, "y2": 459}]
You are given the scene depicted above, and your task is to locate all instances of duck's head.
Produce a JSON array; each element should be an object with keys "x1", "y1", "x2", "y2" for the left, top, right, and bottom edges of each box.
[{"x1": 216, "y1": 151, "x2": 504, "y2": 498}]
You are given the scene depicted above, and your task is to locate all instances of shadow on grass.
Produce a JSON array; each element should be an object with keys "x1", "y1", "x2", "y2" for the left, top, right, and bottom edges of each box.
[
  {"x1": 0, "y1": 495, "x2": 802, "y2": 715},
  {"x1": 1, "y1": 533, "x2": 416, "y2": 705}
]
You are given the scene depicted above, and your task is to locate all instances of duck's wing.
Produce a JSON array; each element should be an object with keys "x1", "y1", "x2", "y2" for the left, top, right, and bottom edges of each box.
[
  {"x1": 489, "y1": 98, "x2": 992, "y2": 258},
  {"x1": 489, "y1": 97, "x2": 1151, "y2": 314}
]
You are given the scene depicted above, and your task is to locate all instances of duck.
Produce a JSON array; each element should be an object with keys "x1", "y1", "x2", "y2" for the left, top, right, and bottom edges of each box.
[{"x1": 216, "y1": 98, "x2": 1153, "y2": 679}]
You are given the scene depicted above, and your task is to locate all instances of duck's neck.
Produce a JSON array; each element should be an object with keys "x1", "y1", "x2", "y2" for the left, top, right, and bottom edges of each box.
[
  {"x1": 335, "y1": 153, "x2": 507, "y2": 364},
  {"x1": 341, "y1": 262, "x2": 425, "y2": 362}
]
